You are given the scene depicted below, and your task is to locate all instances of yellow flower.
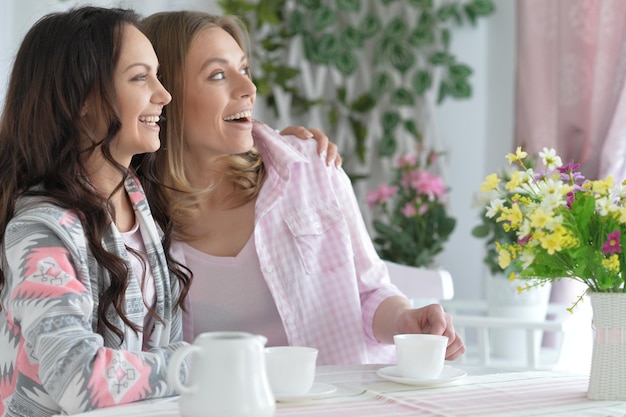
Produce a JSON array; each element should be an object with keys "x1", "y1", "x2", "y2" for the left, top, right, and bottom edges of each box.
[
  {"x1": 505, "y1": 171, "x2": 522, "y2": 192},
  {"x1": 499, "y1": 204, "x2": 523, "y2": 228},
  {"x1": 506, "y1": 146, "x2": 528, "y2": 164},
  {"x1": 480, "y1": 173, "x2": 500, "y2": 192},
  {"x1": 602, "y1": 254, "x2": 620, "y2": 273},
  {"x1": 498, "y1": 247, "x2": 512, "y2": 269},
  {"x1": 592, "y1": 177, "x2": 614, "y2": 195},
  {"x1": 539, "y1": 232, "x2": 563, "y2": 255},
  {"x1": 529, "y1": 208, "x2": 552, "y2": 229},
  {"x1": 618, "y1": 206, "x2": 626, "y2": 224}
]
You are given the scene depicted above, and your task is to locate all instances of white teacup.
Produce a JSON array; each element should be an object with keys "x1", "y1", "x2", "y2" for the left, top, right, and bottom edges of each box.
[
  {"x1": 393, "y1": 334, "x2": 448, "y2": 379},
  {"x1": 264, "y1": 346, "x2": 318, "y2": 397}
]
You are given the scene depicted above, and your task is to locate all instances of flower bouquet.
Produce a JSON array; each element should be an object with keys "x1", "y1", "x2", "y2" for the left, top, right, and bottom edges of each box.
[
  {"x1": 479, "y1": 147, "x2": 626, "y2": 399},
  {"x1": 367, "y1": 149, "x2": 456, "y2": 268},
  {"x1": 479, "y1": 147, "x2": 626, "y2": 299}
]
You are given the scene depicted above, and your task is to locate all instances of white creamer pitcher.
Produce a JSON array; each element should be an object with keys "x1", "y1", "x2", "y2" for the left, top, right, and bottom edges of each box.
[{"x1": 168, "y1": 331, "x2": 275, "y2": 417}]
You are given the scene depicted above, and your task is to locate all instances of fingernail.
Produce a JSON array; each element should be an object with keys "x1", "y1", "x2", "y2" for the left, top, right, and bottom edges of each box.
[{"x1": 320, "y1": 150, "x2": 327, "y2": 160}]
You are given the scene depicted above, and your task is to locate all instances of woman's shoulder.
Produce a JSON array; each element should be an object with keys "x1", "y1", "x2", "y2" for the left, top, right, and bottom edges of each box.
[
  {"x1": 9, "y1": 195, "x2": 83, "y2": 235},
  {"x1": 253, "y1": 121, "x2": 319, "y2": 158}
]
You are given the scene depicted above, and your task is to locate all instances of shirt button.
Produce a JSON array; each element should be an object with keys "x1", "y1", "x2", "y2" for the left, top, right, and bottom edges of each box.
[
  {"x1": 313, "y1": 221, "x2": 321, "y2": 229},
  {"x1": 264, "y1": 265, "x2": 274, "y2": 273}
]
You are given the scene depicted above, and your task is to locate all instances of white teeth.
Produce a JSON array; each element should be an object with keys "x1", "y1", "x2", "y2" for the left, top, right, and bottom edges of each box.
[
  {"x1": 139, "y1": 115, "x2": 160, "y2": 126},
  {"x1": 223, "y1": 111, "x2": 252, "y2": 121}
]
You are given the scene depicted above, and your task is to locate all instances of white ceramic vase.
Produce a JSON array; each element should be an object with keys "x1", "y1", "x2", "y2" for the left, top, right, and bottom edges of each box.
[
  {"x1": 485, "y1": 274, "x2": 552, "y2": 362},
  {"x1": 587, "y1": 292, "x2": 626, "y2": 400}
]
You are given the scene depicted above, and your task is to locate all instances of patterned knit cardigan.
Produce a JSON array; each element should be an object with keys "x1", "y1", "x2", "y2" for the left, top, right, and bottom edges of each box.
[{"x1": 0, "y1": 174, "x2": 188, "y2": 417}]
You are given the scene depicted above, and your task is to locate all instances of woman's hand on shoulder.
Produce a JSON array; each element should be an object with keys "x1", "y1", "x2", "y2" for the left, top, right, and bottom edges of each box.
[{"x1": 279, "y1": 126, "x2": 342, "y2": 167}]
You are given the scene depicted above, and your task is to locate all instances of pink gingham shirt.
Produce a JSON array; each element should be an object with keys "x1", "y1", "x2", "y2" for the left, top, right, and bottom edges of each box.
[{"x1": 183, "y1": 122, "x2": 405, "y2": 365}]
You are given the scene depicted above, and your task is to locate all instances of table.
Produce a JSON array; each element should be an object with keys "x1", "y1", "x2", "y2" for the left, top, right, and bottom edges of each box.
[{"x1": 64, "y1": 364, "x2": 626, "y2": 417}]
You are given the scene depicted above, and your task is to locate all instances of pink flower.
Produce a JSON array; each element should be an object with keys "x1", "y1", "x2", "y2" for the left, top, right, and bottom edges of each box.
[
  {"x1": 401, "y1": 202, "x2": 417, "y2": 218},
  {"x1": 366, "y1": 184, "x2": 398, "y2": 207},
  {"x1": 397, "y1": 154, "x2": 417, "y2": 168},
  {"x1": 411, "y1": 170, "x2": 447, "y2": 200},
  {"x1": 602, "y1": 230, "x2": 622, "y2": 255}
]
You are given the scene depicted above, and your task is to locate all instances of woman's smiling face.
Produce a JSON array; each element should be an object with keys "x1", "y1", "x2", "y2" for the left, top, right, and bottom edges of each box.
[
  {"x1": 182, "y1": 27, "x2": 257, "y2": 160},
  {"x1": 111, "y1": 24, "x2": 171, "y2": 165}
]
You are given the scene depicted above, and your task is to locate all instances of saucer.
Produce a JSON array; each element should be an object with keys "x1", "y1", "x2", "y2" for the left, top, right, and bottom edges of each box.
[
  {"x1": 274, "y1": 383, "x2": 337, "y2": 402},
  {"x1": 377, "y1": 365, "x2": 467, "y2": 387}
]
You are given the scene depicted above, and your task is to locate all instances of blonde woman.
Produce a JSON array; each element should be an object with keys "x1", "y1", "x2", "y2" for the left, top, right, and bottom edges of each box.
[{"x1": 136, "y1": 11, "x2": 465, "y2": 365}]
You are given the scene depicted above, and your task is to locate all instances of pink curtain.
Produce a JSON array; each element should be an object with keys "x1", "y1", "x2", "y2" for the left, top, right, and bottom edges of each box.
[{"x1": 515, "y1": 0, "x2": 626, "y2": 181}]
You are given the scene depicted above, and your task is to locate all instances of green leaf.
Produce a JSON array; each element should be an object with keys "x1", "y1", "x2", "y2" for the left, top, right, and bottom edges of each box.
[
  {"x1": 389, "y1": 42, "x2": 416, "y2": 74},
  {"x1": 391, "y1": 88, "x2": 415, "y2": 106},
  {"x1": 350, "y1": 93, "x2": 376, "y2": 112},
  {"x1": 412, "y1": 70, "x2": 432, "y2": 95},
  {"x1": 316, "y1": 34, "x2": 339, "y2": 64},
  {"x1": 383, "y1": 17, "x2": 409, "y2": 40},
  {"x1": 371, "y1": 72, "x2": 394, "y2": 98},
  {"x1": 382, "y1": 111, "x2": 401, "y2": 131},
  {"x1": 339, "y1": 26, "x2": 363, "y2": 49},
  {"x1": 337, "y1": 0, "x2": 361, "y2": 12},
  {"x1": 441, "y1": 28, "x2": 451, "y2": 50},
  {"x1": 349, "y1": 117, "x2": 368, "y2": 163},
  {"x1": 449, "y1": 79, "x2": 472, "y2": 98},
  {"x1": 299, "y1": 0, "x2": 321, "y2": 9},
  {"x1": 254, "y1": 77, "x2": 271, "y2": 95},
  {"x1": 409, "y1": 27, "x2": 435, "y2": 47},
  {"x1": 404, "y1": 120, "x2": 422, "y2": 142},
  {"x1": 437, "y1": 4, "x2": 456, "y2": 22},
  {"x1": 373, "y1": 36, "x2": 395, "y2": 65},
  {"x1": 418, "y1": 10, "x2": 435, "y2": 28},
  {"x1": 449, "y1": 64, "x2": 473, "y2": 78},
  {"x1": 378, "y1": 134, "x2": 397, "y2": 157},
  {"x1": 312, "y1": 7, "x2": 337, "y2": 31},
  {"x1": 258, "y1": 3, "x2": 282, "y2": 25},
  {"x1": 408, "y1": 0, "x2": 433, "y2": 9},
  {"x1": 334, "y1": 50, "x2": 358, "y2": 75},
  {"x1": 290, "y1": 11, "x2": 306, "y2": 35},
  {"x1": 471, "y1": 0, "x2": 496, "y2": 16},
  {"x1": 437, "y1": 81, "x2": 449, "y2": 104},
  {"x1": 328, "y1": 107, "x2": 340, "y2": 125},
  {"x1": 337, "y1": 86, "x2": 347, "y2": 105},
  {"x1": 429, "y1": 51, "x2": 455, "y2": 65},
  {"x1": 301, "y1": 32, "x2": 318, "y2": 62},
  {"x1": 359, "y1": 14, "x2": 382, "y2": 39}
]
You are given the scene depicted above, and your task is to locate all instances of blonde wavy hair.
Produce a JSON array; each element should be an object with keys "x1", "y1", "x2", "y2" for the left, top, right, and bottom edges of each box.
[{"x1": 138, "y1": 11, "x2": 266, "y2": 241}]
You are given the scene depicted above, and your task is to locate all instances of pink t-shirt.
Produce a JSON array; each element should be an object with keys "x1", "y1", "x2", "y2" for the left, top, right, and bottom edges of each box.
[
  {"x1": 120, "y1": 221, "x2": 156, "y2": 346},
  {"x1": 181, "y1": 235, "x2": 289, "y2": 346}
]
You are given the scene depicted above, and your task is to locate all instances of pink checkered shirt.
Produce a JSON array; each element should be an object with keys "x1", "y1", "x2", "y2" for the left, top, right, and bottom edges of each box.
[{"x1": 246, "y1": 122, "x2": 405, "y2": 365}]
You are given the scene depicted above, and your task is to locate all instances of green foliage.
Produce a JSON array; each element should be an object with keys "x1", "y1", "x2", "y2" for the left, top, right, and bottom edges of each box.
[{"x1": 218, "y1": 0, "x2": 495, "y2": 165}]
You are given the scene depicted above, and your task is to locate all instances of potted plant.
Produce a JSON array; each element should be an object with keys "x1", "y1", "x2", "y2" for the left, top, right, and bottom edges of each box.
[
  {"x1": 367, "y1": 146, "x2": 455, "y2": 268},
  {"x1": 477, "y1": 146, "x2": 626, "y2": 399},
  {"x1": 471, "y1": 154, "x2": 552, "y2": 361}
]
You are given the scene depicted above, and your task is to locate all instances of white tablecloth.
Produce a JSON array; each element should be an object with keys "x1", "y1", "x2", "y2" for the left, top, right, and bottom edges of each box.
[{"x1": 60, "y1": 364, "x2": 626, "y2": 417}]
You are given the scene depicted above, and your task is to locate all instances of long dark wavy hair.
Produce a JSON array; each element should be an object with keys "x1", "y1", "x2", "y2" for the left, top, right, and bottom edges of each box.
[{"x1": 0, "y1": 6, "x2": 191, "y2": 343}]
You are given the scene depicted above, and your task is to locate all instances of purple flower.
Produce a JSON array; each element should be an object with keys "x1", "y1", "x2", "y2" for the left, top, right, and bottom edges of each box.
[
  {"x1": 602, "y1": 230, "x2": 622, "y2": 255},
  {"x1": 558, "y1": 160, "x2": 585, "y2": 184}
]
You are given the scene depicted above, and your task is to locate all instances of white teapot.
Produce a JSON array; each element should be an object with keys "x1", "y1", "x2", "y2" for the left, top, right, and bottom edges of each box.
[{"x1": 168, "y1": 331, "x2": 275, "y2": 417}]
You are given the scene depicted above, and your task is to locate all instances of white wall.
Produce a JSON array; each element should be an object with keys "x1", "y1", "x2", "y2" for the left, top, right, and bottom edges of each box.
[
  {"x1": 437, "y1": 0, "x2": 516, "y2": 300},
  {"x1": 0, "y1": 0, "x2": 517, "y2": 302}
]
